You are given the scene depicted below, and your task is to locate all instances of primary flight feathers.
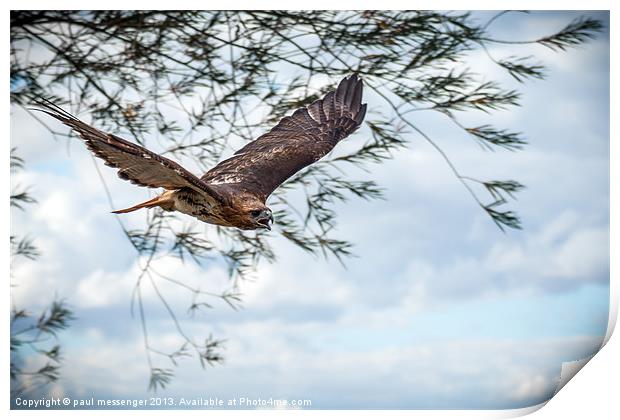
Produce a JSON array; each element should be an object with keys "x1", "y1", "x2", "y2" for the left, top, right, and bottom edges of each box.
[{"x1": 34, "y1": 74, "x2": 367, "y2": 230}]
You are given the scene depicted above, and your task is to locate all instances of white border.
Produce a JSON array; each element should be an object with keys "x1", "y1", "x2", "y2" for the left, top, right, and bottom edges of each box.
[{"x1": 4, "y1": 2, "x2": 617, "y2": 419}]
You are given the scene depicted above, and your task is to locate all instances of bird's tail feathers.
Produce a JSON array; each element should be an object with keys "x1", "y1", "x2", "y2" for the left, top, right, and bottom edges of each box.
[{"x1": 112, "y1": 195, "x2": 173, "y2": 214}]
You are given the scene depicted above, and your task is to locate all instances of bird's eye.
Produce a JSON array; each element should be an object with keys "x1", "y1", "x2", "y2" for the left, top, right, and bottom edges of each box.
[{"x1": 250, "y1": 210, "x2": 262, "y2": 218}]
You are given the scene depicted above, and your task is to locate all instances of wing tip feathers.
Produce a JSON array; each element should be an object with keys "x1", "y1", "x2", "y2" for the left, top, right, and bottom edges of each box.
[
  {"x1": 339, "y1": 74, "x2": 366, "y2": 126},
  {"x1": 331, "y1": 74, "x2": 366, "y2": 124}
]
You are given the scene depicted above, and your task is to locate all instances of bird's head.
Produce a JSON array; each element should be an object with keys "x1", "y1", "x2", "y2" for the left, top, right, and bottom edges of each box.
[
  {"x1": 223, "y1": 193, "x2": 274, "y2": 231},
  {"x1": 248, "y1": 206, "x2": 274, "y2": 230}
]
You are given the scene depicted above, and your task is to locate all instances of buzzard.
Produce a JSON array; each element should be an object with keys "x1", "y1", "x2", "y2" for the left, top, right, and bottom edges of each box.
[{"x1": 35, "y1": 74, "x2": 367, "y2": 230}]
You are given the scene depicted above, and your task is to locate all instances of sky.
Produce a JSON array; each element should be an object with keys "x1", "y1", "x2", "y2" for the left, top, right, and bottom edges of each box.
[{"x1": 9, "y1": 11, "x2": 610, "y2": 410}]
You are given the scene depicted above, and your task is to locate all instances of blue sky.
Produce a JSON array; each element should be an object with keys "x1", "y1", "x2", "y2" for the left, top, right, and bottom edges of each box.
[{"x1": 10, "y1": 11, "x2": 610, "y2": 410}]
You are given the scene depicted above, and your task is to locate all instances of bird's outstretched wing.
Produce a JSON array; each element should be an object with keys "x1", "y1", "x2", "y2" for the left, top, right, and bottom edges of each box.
[
  {"x1": 201, "y1": 74, "x2": 367, "y2": 201},
  {"x1": 33, "y1": 99, "x2": 223, "y2": 201}
]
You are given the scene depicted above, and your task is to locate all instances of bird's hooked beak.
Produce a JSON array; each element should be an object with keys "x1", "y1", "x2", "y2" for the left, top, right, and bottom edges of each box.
[{"x1": 256, "y1": 210, "x2": 274, "y2": 231}]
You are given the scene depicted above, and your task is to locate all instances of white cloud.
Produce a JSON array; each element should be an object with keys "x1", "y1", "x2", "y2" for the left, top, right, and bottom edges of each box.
[
  {"x1": 43, "y1": 321, "x2": 604, "y2": 409},
  {"x1": 61, "y1": 332, "x2": 149, "y2": 397},
  {"x1": 72, "y1": 255, "x2": 232, "y2": 310},
  {"x1": 509, "y1": 374, "x2": 553, "y2": 402},
  {"x1": 485, "y1": 212, "x2": 608, "y2": 289},
  {"x1": 241, "y1": 250, "x2": 355, "y2": 310},
  {"x1": 75, "y1": 269, "x2": 137, "y2": 309},
  {"x1": 549, "y1": 227, "x2": 609, "y2": 279}
]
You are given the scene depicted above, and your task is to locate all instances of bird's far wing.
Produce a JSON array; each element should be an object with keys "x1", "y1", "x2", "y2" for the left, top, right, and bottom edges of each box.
[
  {"x1": 201, "y1": 74, "x2": 367, "y2": 201},
  {"x1": 34, "y1": 99, "x2": 223, "y2": 203}
]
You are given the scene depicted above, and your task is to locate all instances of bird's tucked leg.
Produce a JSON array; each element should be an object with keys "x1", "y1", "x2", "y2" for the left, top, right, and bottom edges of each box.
[{"x1": 111, "y1": 191, "x2": 175, "y2": 214}]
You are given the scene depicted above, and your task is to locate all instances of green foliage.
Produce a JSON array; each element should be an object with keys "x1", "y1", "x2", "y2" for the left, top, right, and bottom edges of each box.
[
  {"x1": 537, "y1": 17, "x2": 603, "y2": 51},
  {"x1": 10, "y1": 148, "x2": 37, "y2": 211},
  {"x1": 465, "y1": 125, "x2": 526, "y2": 151},
  {"x1": 10, "y1": 236, "x2": 40, "y2": 260},
  {"x1": 10, "y1": 188, "x2": 37, "y2": 210},
  {"x1": 10, "y1": 149, "x2": 74, "y2": 397},
  {"x1": 10, "y1": 147, "x2": 25, "y2": 170},
  {"x1": 10, "y1": 301, "x2": 74, "y2": 396},
  {"x1": 148, "y1": 368, "x2": 174, "y2": 392},
  {"x1": 497, "y1": 56, "x2": 546, "y2": 82}
]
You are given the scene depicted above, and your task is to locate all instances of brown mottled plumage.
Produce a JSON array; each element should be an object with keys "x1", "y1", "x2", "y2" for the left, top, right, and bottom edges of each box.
[{"x1": 34, "y1": 74, "x2": 367, "y2": 230}]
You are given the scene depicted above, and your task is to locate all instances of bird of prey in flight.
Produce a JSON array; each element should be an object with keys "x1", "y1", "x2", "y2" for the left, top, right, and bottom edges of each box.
[{"x1": 35, "y1": 74, "x2": 367, "y2": 231}]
